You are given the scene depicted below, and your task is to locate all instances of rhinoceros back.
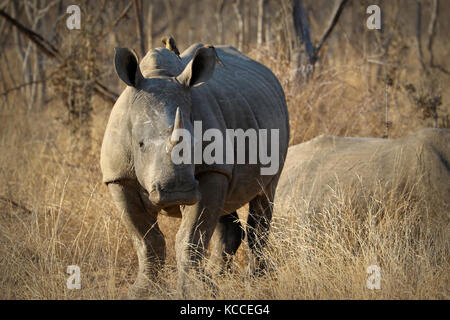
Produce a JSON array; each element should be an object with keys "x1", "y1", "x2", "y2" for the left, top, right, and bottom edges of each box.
[
  {"x1": 184, "y1": 44, "x2": 289, "y2": 205},
  {"x1": 275, "y1": 128, "x2": 450, "y2": 218}
]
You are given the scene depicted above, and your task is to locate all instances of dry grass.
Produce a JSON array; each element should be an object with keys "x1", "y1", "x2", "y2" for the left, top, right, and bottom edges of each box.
[{"x1": 0, "y1": 42, "x2": 449, "y2": 299}]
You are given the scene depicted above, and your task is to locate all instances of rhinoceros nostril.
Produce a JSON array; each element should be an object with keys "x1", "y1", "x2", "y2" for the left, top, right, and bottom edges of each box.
[
  {"x1": 149, "y1": 183, "x2": 160, "y2": 194},
  {"x1": 141, "y1": 188, "x2": 149, "y2": 197}
]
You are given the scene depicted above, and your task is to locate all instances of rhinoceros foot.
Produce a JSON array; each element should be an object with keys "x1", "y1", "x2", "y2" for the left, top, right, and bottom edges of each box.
[{"x1": 127, "y1": 273, "x2": 163, "y2": 299}]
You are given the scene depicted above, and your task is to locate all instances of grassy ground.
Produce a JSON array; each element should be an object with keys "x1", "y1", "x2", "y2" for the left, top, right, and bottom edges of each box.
[{"x1": 0, "y1": 44, "x2": 449, "y2": 299}]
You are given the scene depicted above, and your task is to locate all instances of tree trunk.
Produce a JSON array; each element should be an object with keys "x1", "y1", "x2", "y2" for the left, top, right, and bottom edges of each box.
[
  {"x1": 427, "y1": 0, "x2": 438, "y2": 68},
  {"x1": 215, "y1": 0, "x2": 225, "y2": 44},
  {"x1": 256, "y1": 0, "x2": 266, "y2": 58},
  {"x1": 265, "y1": 18, "x2": 271, "y2": 54},
  {"x1": 164, "y1": 0, "x2": 175, "y2": 36},
  {"x1": 290, "y1": 0, "x2": 347, "y2": 81},
  {"x1": 132, "y1": 0, "x2": 146, "y2": 58},
  {"x1": 416, "y1": 0, "x2": 426, "y2": 72},
  {"x1": 147, "y1": 2, "x2": 153, "y2": 49},
  {"x1": 233, "y1": 0, "x2": 244, "y2": 51},
  {"x1": 290, "y1": 0, "x2": 314, "y2": 80},
  {"x1": 280, "y1": 1, "x2": 294, "y2": 62}
]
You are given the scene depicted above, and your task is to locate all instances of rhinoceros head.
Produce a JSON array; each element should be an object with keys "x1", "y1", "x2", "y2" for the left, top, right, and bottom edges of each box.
[{"x1": 113, "y1": 47, "x2": 217, "y2": 207}]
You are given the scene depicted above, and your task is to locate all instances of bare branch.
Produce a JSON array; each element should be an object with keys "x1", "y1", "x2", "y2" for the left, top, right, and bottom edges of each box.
[
  {"x1": 0, "y1": 71, "x2": 56, "y2": 97},
  {"x1": 147, "y1": 2, "x2": 153, "y2": 49},
  {"x1": 101, "y1": 2, "x2": 132, "y2": 38},
  {"x1": 163, "y1": 0, "x2": 175, "y2": 35},
  {"x1": 215, "y1": 0, "x2": 225, "y2": 44},
  {"x1": 0, "y1": 8, "x2": 118, "y2": 104},
  {"x1": 292, "y1": 0, "x2": 314, "y2": 62},
  {"x1": 132, "y1": 0, "x2": 146, "y2": 57},
  {"x1": 426, "y1": 0, "x2": 438, "y2": 65},
  {"x1": 315, "y1": 0, "x2": 348, "y2": 58},
  {"x1": 0, "y1": 8, "x2": 60, "y2": 59},
  {"x1": 416, "y1": 0, "x2": 427, "y2": 71},
  {"x1": 290, "y1": 0, "x2": 347, "y2": 81},
  {"x1": 257, "y1": 0, "x2": 266, "y2": 56},
  {"x1": 232, "y1": 0, "x2": 244, "y2": 51},
  {"x1": 0, "y1": 195, "x2": 33, "y2": 215}
]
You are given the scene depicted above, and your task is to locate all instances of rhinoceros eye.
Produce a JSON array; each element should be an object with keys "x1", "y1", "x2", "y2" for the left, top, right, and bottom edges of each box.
[{"x1": 139, "y1": 141, "x2": 145, "y2": 149}]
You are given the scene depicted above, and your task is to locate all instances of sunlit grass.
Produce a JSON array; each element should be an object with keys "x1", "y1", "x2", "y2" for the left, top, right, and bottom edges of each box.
[{"x1": 0, "y1": 48, "x2": 448, "y2": 299}]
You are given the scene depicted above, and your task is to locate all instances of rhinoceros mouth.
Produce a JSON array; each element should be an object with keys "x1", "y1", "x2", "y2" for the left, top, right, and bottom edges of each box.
[{"x1": 147, "y1": 185, "x2": 200, "y2": 207}]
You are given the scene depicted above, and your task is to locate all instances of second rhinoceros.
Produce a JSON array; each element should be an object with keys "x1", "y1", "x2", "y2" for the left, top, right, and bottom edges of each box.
[{"x1": 100, "y1": 41, "x2": 289, "y2": 297}]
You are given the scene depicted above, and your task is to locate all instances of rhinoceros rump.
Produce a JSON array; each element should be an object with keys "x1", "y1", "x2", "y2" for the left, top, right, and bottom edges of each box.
[
  {"x1": 100, "y1": 43, "x2": 289, "y2": 297},
  {"x1": 275, "y1": 128, "x2": 450, "y2": 218}
]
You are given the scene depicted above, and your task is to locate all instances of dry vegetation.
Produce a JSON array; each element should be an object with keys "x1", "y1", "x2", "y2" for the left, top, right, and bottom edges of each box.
[{"x1": 0, "y1": 0, "x2": 449, "y2": 299}]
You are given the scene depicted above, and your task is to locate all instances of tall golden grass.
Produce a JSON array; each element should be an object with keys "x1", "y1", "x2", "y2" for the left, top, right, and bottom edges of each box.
[{"x1": 0, "y1": 43, "x2": 448, "y2": 299}]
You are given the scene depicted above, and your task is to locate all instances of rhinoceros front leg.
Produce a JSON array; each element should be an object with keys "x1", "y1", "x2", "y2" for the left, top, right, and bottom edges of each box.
[
  {"x1": 175, "y1": 172, "x2": 228, "y2": 297},
  {"x1": 107, "y1": 180, "x2": 166, "y2": 298},
  {"x1": 208, "y1": 211, "x2": 244, "y2": 275}
]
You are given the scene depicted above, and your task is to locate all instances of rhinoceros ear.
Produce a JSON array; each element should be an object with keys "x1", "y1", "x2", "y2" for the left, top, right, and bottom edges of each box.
[
  {"x1": 114, "y1": 48, "x2": 144, "y2": 88},
  {"x1": 176, "y1": 46, "x2": 217, "y2": 88}
]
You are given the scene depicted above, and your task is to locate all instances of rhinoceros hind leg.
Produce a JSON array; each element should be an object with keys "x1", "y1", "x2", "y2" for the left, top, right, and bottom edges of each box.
[
  {"x1": 208, "y1": 211, "x2": 244, "y2": 274},
  {"x1": 246, "y1": 191, "x2": 274, "y2": 276}
]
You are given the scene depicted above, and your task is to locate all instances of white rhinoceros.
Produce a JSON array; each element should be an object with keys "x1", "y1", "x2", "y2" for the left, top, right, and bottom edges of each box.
[
  {"x1": 100, "y1": 42, "x2": 289, "y2": 297},
  {"x1": 275, "y1": 128, "x2": 450, "y2": 217}
]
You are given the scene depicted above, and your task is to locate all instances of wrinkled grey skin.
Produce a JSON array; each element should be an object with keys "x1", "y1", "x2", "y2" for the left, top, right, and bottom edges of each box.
[
  {"x1": 276, "y1": 128, "x2": 450, "y2": 218},
  {"x1": 100, "y1": 43, "x2": 289, "y2": 297}
]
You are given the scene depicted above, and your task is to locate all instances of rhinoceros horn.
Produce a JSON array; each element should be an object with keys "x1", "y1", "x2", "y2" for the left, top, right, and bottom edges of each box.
[{"x1": 170, "y1": 107, "x2": 184, "y2": 145}]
